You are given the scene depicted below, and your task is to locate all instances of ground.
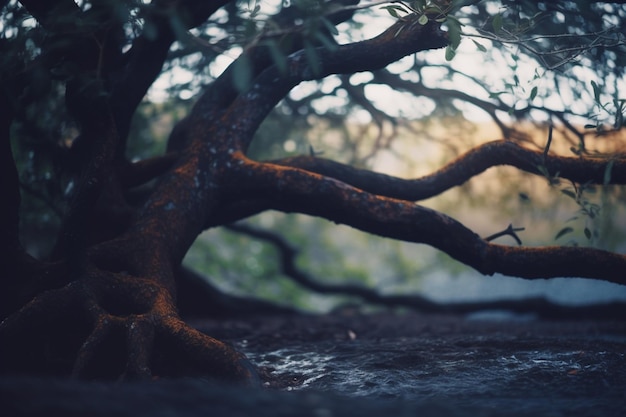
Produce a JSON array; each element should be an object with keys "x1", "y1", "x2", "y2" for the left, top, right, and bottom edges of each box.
[{"x1": 1, "y1": 310, "x2": 625, "y2": 416}]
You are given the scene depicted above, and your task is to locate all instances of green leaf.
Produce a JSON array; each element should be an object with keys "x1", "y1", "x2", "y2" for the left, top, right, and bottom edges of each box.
[
  {"x1": 381, "y1": 6, "x2": 399, "y2": 19},
  {"x1": 584, "y1": 227, "x2": 592, "y2": 240},
  {"x1": 590, "y1": 81, "x2": 600, "y2": 102},
  {"x1": 169, "y1": 14, "x2": 188, "y2": 40},
  {"x1": 266, "y1": 40, "x2": 287, "y2": 74},
  {"x1": 472, "y1": 39, "x2": 487, "y2": 52},
  {"x1": 314, "y1": 31, "x2": 338, "y2": 51},
  {"x1": 446, "y1": 16, "x2": 463, "y2": 49},
  {"x1": 380, "y1": 5, "x2": 407, "y2": 18},
  {"x1": 445, "y1": 45, "x2": 456, "y2": 61},
  {"x1": 303, "y1": 40, "x2": 322, "y2": 76},
  {"x1": 529, "y1": 86, "x2": 537, "y2": 101},
  {"x1": 555, "y1": 227, "x2": 574, "y2": 240},
  {"x1": 320, "y1": 17, "x2": 339, "y2": 36},
  {"x1": 492, "y1": 13, "x2": 503, "y2": 32},
  {"x1": 418, "y1": 14, "x2": 429, "y2": 25}
]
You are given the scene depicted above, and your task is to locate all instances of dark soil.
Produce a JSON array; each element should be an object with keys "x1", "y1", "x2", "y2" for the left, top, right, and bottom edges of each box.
[{"x1": 2, "y1": 311, "x2": 625, "y2": 416}]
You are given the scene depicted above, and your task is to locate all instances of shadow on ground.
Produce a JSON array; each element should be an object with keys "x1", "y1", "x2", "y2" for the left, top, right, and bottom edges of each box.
[{"x1": 1, "y1": 312, "x2": 625, "y2": 416}]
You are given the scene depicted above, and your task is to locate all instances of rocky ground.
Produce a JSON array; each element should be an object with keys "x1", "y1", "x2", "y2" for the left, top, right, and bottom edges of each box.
[{"x1": 2, "y1": 310, "x2": 625, "y2": 416}]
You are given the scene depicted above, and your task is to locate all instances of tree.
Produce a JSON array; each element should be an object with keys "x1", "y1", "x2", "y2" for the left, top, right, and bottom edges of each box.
[{"x1": 1, "y1": 0, "x2": 625, "y2": 383}]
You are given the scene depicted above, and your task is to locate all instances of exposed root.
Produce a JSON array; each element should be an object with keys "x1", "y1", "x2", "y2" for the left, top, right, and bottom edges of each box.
[{"x1": 0, "y1": 270, "x2": 258, "y2": 384}]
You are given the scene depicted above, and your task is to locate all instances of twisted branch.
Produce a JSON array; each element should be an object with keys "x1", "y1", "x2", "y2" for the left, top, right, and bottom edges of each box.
[
  {"x1": 221, "y1": 155, "x2": 626, "y2": 285},
  {"x1": 268, "y1": 140, "x2": 626, "y2": 201}
]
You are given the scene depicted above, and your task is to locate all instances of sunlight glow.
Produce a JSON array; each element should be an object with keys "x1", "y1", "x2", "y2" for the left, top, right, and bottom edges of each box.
[{"x1": 147, "y1": 1, "x2": 623, "y2": 130}]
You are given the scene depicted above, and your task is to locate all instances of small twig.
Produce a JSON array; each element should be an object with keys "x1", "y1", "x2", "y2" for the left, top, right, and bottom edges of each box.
[
  {"x1": 469, "y1": 27, "x2": 625, "y2": 71},
  {"x1": 484, "y1": 223, "x2": 525, "y2": 245}
]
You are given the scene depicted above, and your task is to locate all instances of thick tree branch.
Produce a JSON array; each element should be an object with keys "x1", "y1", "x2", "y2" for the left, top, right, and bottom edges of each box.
[
  {"x1": 51, "y1": 108, "x2": 120, "y2": 267},
  {"x1": 268, "y1": 140, "x2": 626, "y2": 201},
  {"x1": 222, "y1": 156, "x2": 626, "y2": 285},
  {"x1": 139, "y1": 12, "x2": 448, "y2": 274},
  {"x1": 170, "y1": 1, "x2": 359, "y2": 152},
  {"x1": 210, "y1": 13, "x2": 448, "y2": 153}
]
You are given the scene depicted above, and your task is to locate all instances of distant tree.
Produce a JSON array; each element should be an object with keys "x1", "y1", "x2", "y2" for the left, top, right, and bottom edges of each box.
[{"x1": 1, "y1": 0, "x2": 625, "y2": 383}]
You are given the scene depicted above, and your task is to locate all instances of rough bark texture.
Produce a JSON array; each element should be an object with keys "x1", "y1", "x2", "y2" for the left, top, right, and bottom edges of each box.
[
  {"x1": 0, "y1": 2, "x2": 450, "y2": 382},
  {"x1": 2, "y1": 0, "x2": 626, "y2": 386}
]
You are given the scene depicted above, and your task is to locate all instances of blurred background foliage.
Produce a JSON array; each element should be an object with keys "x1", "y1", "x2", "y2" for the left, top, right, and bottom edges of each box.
[{"x1": 4, "y1": 0, "x2": 626, "y2": 311}]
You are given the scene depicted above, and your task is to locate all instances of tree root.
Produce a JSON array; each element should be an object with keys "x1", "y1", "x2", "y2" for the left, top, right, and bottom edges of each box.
[{"x1": 0, "y1": 270, "x2": 258, "y2": 384}]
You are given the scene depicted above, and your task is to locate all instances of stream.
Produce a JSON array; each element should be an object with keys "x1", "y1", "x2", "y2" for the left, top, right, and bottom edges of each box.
[{"x1": 244, "y1": 334, "x2": 626, "y2": 413}]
